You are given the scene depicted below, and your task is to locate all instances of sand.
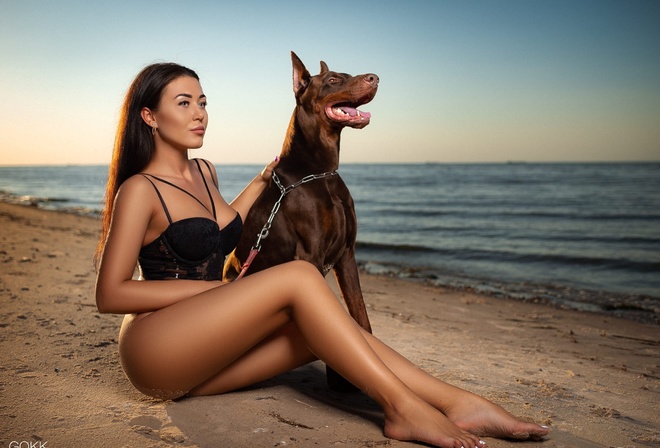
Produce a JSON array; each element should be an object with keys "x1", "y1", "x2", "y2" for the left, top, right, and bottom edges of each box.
[{"x1": 0, "y1": 201, "x2": 658, "y2": 448}]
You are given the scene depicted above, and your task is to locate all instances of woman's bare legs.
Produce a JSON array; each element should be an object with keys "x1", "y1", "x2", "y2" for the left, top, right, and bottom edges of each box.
[
  {"x1": 361, "y1": 331, "x2": 549, "y2": 440},
  {"x1": 189, "y1": 314, "x2": 549, "y2": 441},
  {"x1": 119, "y1": 261, "x2": 535, "y2": 447}
]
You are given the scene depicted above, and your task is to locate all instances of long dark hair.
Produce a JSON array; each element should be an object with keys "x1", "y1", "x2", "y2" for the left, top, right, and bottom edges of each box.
[{"x1": 95, "y1": 62, "x2": 200, "y2": 267}]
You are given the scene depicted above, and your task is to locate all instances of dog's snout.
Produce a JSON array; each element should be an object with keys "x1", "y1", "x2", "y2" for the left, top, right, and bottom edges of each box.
[{"x1": 363, "y1": 74, "x2": 379, "y2": 87}]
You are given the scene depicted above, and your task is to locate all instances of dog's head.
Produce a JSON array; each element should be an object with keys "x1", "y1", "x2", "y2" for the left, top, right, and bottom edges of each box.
[{"x1": 291, "y1": 51, "x2": 378, "y2": 130}]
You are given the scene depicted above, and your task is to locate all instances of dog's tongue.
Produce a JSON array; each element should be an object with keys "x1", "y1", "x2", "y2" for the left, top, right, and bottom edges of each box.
[{"x1": 339, "y1": 106, "x2": 371, "y2": 119}]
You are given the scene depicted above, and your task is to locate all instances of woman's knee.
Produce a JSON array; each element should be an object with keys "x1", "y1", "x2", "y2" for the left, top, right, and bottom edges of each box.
[
  {"x1": 288, "y1": 259, "x2": 319, "y2": 272},
  {"x1": 264, "y1": 260, "x2": 326, "y2": 295},
  {"x1": 283, "y1": 260, "x2": 325, "y2": 283}
]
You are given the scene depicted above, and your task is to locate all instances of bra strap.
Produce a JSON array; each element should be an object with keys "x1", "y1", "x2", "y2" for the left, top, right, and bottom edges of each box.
[
  {"x1": 140, "y1": 171, "x2": 212, "y2": 216},
  {"x1": 199, "y1": 158, "x2": 218, "y2": 187},
  {"x1": 194, "y1": 158, "x2": 217, "y2": 220},
  {"x1": 141, "y1": 175, "x2": 173, "y2": 224}
]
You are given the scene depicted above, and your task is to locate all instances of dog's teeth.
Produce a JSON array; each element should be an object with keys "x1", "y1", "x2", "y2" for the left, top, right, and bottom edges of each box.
[{"x1": 356, "y1": 110, "x2": 361, "y2": 117}]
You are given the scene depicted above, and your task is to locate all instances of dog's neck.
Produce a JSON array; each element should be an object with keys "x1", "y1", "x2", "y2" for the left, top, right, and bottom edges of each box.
[{"x1": 279, "y1": 109, "x2": 341, "y2": 173}]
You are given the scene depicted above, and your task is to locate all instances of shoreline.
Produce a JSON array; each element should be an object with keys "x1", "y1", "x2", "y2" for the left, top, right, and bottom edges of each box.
[
  {"x1": 2, "y1": 193, "x2": 658, "y2": 326},
  {"x1": 1, "y1": 201, "x2": 659, "y2": 447},
  {"x1": 357, "y1": 260, "x2": 660, "y2": 326}
]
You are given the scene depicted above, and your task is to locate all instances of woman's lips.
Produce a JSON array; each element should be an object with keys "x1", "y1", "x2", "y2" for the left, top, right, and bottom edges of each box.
[{"x1": 191, "y1": 126, "x2": 205, "y2": 135}]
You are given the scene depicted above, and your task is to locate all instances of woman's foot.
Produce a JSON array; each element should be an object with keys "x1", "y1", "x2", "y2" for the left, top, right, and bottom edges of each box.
[
  {"x1": 384, "y1": 395, "x2": 487, "y2": 448},
  {"x1": 444, "y1": 393, "x2": 549, "y2": 441}
]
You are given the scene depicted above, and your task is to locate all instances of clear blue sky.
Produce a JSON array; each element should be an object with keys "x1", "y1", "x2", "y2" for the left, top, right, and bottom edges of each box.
[{"x1": 1, "y1": 0, "x2": 659, "y2": 165}]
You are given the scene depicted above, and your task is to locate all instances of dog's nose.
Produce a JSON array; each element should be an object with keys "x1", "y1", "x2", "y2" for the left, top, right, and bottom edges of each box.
[{"x1": 363, "y1": 74, "x2": 379, "y2": 87}]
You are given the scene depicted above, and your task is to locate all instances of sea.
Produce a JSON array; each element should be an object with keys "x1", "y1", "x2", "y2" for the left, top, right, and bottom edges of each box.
[{"x1": 1, "y1": 162, "x2": 659, "y2": 324}]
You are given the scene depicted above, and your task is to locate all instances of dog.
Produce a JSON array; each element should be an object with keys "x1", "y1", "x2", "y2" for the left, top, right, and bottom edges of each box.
[{"x1": 223, "y1": 51, "x2": 378, "y2": 390}]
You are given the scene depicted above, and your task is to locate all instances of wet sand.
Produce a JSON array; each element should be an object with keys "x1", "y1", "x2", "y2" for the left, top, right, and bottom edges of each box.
[{"x1": 1, "y1": 201, "x2": 658, "y2": 447}]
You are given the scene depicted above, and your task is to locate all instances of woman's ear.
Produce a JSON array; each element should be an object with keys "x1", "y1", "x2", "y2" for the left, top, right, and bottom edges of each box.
[{"x1": 140, "y1": 107, "x2": 156, "y2": 127}]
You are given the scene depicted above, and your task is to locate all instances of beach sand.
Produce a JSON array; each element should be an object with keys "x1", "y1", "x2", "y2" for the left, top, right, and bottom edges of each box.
[{"x1": 1, "y1": 201, "x2": 658, "y2": 447}]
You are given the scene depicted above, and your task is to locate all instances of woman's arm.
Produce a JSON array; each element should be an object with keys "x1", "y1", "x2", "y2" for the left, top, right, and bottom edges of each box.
[
  {"x1": 95, "y1": 176, "x2": 222, "y2": 314},
  {"x1": 228, "y1": 157, "x2": 279, "y2": 222}
]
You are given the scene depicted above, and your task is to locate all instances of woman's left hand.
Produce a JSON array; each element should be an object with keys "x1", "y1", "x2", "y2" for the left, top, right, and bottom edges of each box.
[
  {"x1": 230, "y1": 156, "x2": 281, "y2": 220},
  {"x1": 260, "y1": 156, "x2": 280, "y2": 182}
]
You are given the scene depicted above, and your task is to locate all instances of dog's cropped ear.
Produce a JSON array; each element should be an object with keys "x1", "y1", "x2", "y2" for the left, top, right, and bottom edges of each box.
[
  {"x1": 320, "y1": 61, "x2": 329, "y2": 74},
  {"x1": 291, "y1": 51, "x2": 311, "y2": 96}
]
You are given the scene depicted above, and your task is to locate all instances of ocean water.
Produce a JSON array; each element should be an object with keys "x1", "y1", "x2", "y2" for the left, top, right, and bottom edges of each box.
[{"x1": 1, "y1": 162, "x2": 659, "y2": 323}]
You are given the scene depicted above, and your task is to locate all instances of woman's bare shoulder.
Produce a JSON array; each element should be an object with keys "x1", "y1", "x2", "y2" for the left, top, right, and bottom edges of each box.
[
  {"x1": 114, "y1": 174, "x2": 158, "y2": 211},
  {"x1": 118, "y1": 173, "x2": 155, "y2": 194}
]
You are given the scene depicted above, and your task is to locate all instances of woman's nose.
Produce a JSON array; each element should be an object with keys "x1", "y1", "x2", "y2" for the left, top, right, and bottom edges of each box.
[{"x1": 193, "y1": 107, "x2": 204, "y2": 120}]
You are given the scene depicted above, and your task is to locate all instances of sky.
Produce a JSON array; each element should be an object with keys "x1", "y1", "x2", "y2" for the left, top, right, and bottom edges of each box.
[{"x1": 1, "y1": 0, "x2": 659, "y2": 166}]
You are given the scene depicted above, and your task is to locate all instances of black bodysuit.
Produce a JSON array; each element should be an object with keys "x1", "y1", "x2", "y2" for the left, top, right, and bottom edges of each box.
[{"x1": 138, "y1": 159, "x2": 242, "y2": 281}]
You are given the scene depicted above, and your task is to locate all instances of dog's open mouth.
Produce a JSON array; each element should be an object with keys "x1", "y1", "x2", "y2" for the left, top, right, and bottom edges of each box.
[{"x1": 326, "y1": 103, "x2": 372, "y2": 127}]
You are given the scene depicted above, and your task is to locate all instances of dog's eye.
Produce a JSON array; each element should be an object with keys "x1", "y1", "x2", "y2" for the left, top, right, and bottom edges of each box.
[{"x1": 328, "y1": 77, "x2": 339, "y2": 84}]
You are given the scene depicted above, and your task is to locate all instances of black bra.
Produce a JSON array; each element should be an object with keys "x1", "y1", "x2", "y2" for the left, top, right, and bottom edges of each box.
[{"x1": 137, "y1": 159, "x2": 242, "y2": 281}]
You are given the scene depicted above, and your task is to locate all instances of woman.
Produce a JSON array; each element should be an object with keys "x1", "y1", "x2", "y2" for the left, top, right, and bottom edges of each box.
[{"x1": 95, "y1": 62, "x2": 549, "y2": 448}]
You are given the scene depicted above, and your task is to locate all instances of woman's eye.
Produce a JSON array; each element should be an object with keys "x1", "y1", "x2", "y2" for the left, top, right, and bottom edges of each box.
[
  {"x1": 179, "y1": 100, "x2": 190, "y2": 106},
  {"x1": 200, "y1": 101, "x2": 207, "y2": 108}
]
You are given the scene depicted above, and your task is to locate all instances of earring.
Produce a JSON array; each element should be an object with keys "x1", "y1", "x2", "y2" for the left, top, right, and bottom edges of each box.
[{"x1": 152, "y1": 125, "x2": 157, "y2": 136}]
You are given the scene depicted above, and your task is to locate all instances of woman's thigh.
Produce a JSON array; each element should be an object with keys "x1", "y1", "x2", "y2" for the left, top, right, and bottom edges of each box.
[
  {"x1": 188, "y1": 321, "x2": 318, "y2": 396},
  {"x1": 117, "y1": 261, "x2": 324, "y2": 396}
]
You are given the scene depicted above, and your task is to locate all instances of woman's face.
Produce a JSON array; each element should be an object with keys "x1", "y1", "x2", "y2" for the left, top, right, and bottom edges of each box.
[{"x1": 152, "y1": 76, "x2": 208, "y2": 150}]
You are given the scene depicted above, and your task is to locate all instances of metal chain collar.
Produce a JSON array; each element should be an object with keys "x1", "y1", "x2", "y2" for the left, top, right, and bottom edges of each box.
[
  {"x1": 251, "y1": 170, "x2": 338, "y2": 253},
  {"x1": 233, "y1": 170, "x2": 338, "y2": 281}
]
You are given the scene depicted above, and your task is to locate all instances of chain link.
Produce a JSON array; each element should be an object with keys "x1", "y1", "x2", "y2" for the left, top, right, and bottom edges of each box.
[{"x1": 251, "y1": 170, "x2": 337, "y2": 252}]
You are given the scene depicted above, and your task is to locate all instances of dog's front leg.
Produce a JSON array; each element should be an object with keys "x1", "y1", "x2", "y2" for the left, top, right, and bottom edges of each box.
[
  {"x1": 333, "y1": 249, "x2": 372, "y2": 333},
  {"x1": 325, "y1": 249, "x2": 372, "y2": 392}
]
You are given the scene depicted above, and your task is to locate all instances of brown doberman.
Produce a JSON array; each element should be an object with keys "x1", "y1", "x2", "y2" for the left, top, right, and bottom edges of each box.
[{"x1": 223, "y1": 51, "x2": 378, "y2": 390}]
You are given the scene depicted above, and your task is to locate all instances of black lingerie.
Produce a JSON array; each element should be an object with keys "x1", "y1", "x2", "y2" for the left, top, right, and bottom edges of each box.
[{"x1": 138, "y1": 159, "x2": 242, "y2": 281}]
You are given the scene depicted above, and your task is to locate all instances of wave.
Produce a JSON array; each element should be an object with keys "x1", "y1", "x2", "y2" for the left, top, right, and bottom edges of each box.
[
  {"x1": 0, "y1": 191, "x2": 68, "y2": 204},
  {"x1": 0, "y1": 191, "x2": 100, "y2": 216},
  {"x1": 362, "y1": 207, "x2": 660, "y2": 221},
  {"x1": 355, "y1": 241, "x2": 436, "y2": 253},
  {"x1": 356, "y1": 240, "x2": 660, "y2": 273},
  {"x1": 506, "y1": 252, "x2": 660, "y2": 273}
]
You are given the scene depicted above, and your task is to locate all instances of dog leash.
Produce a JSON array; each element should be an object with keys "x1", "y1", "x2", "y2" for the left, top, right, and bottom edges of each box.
[{"x1": 234, "y1": 170, "x2": 338, "y2": 280}]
